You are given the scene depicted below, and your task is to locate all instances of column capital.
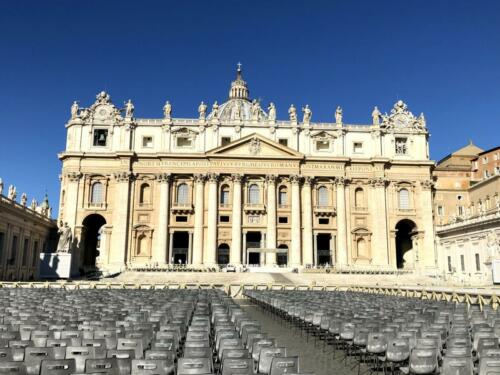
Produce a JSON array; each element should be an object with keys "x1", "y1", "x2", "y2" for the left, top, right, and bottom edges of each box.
[
  {"x1": 65, "y1": 172, "x2": 82, "y2": 182},
  {"x1": 420, "y1": 179, "x2": 435, "y2": 191},
  {"x1": 193, "y1": 173, "x2": 206, "y2": 183},
  {"x1": 290, "y1": 175, "x2": 302, "y2": 185},
  {"x1": 265, "y1": 174, "x2": 278, "y2": 184},
  {"x1": 113, "y1": 171, "x2": 133, "y2": 183},
  {"x1": 231, "y1": 173, "x2": 244, "y2": 183},
  {"x1": 207, "y1": 173, "x2": 219, "y2": 183},
  {"x1": 303, "y1": 176, "x2": 315, "y2": 186},
  {"x1": 369, "y1": 177, "x2": 388, "y2": 188},
  {"x1": 156, "y1": 173, "x2": 171, "y2": 183},
  {"x1": 335, "y1": 176, "x2": 350, "y2": 186}
]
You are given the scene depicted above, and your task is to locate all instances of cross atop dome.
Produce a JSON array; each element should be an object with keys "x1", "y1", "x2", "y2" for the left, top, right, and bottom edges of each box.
[{"x1": 229, "y1": 63, "x2": 249, "y2": 101}]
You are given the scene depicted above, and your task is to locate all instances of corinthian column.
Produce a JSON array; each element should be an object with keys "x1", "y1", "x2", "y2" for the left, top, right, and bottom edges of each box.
[
  {"x1": 231, "y1": 174, "x2": 243, "y2": 265},
  {"x1": 290, "y1": 175, "x2": 302, "y2": 266},
  {"x1": 369, "y1": 177, "x2": 389, "y2": 266},
  {"x1": 205, "y1": 173, "x2": 219, "y2": 265},
  {"x1": 192, "y1": 174, "x2": 206, "y2": 265},
  {"x1": 110, "y1": 172, "x2": 132, "y2": 271},
  {"x1": 302, "y1": 176, "x2": 314, "y2": 266},
  {"x1": 336, "y1": 177, "x2": 348, "y2": 266},
  {"x1": 266, "y1": 175, "x2": 278, "y2": 266},
  {"x1": 153, "y1": 173, "x2": 170, "y2": 264}
]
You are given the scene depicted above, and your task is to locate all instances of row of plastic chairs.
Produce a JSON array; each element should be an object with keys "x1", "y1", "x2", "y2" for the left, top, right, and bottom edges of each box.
[{"x1": 244, "y1": 290, "x2": 500, "y2": 375}]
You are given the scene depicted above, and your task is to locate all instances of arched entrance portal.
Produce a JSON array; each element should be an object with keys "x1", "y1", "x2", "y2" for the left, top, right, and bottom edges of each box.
[
  {"x1": 395, "y1": 219, "x2": 417, "y2": 269},
  {"x1": 217, "y1": 244, "x2": 230, "y2": 265},
  {"x1": 277, "y1": 244, "x2": 288, "y2": 266},
  {"x1": 81, "y1": 214, "x2": 106, "y2": 271}
]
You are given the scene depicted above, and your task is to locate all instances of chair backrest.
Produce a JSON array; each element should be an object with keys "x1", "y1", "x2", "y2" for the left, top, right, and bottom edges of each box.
[
  {"x1": 367, "y1": 333, "x2": 387, "y2": 354},
  {"x1": 251, "y1": 339, "x2": 276, "y2": 361},
  {"x1": 177, "y1": 358, "x2": 212, "y2": 375},
  {"x1": 183, "y1": 347, "x2": 212, "y2": 359},
  {"x1": 221, "y1": 358, "x2": 253, "y2": 375},
  {"x1": 386, "y1": 338, "x2": 410, "y2": 363},
  {"x1": 24, "y1": 347, "x2": 56, "y2": 375},
  {"x1": 221, "y1": 349, "x2": 251, "y2": 363},
  {"x1": 40, "y1": 359, "x2": 76, "y2": 375},
  {"x1": 478, "y1": 358, "x2": 500, "y2": 375},
  {"x1": 117, "y1": 338, "x2": 144, "y2": 359},
  {"x1": 441, "y1": 357, "x2": 473, "y2": 375},
  {"x1": 409, "y1": 348, "x2": 438, "y2": 375},
  {"x1": 0, "y1": 361, "x2": 27, "y2": 375},
  {"x1": 65, "y1": 346, "x2": 107, "y2": 373},
  {"x1": 85, "y1": 358, "x2": 121, "y2": 375},
  {"x1": 145, "y1": 349, "x2": 175, "y2": 361},
  {"x1": 258, "y1": 347, "x2": 287, "y2": 375},
  {"x1": 219, "y1": 338, "x2": 244, "y2": 360},
  {"x1": 131, "y1": 359, "x2": 175, "y2": 375},
  {"x1": 269, "y1": 356, "x2": 299, "y2": 375}
]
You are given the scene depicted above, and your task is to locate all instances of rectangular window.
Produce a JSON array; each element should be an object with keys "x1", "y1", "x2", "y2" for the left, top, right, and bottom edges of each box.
[
  {"x1": 278, "y1": 139, "x2": 288, "y2": 147},
  {"x1": 475, "y1": 253, "x2": 481, "y2": 271},
  {"x1": 176, "y1": 137, "x2": 192, "y2": 148},
  {"x1": 220, "y1": 190, "x2": 230, "y2": 205},
  {"x1": 319, "y1": 218, "x2": 329, "y2": 225},
  {"x1": 460, "y1": 255, "x2": 465, "y2": 272},
  {"x1": 278, "y1": 216, "x2": 288, "y2": 224},
  {"x1": 219, "y1": 215, "x2": 230, "y2": 223},
  {"x1": 32, "y1": 241, "x2": 38, "y2": 267},
  {"x1": 142, "y1": 136, "x2": 153, "y2": 148},
  {"x1": 93, "y1": 129, "x2": 108, "y2": 147},
  {"x1": 458, "y1": 206, "x2": 464, "y2": 216},
  {"x1": 10, "y1": 235, "x2": 18, "y2": 265},
  {"x1": 437, "y1": 206, "x2": 443, "y2": 216},
  {"x1": 175, "y1": 216, "x2": 188, "y2": 222},
  {"x1": 221, "y1": 137, "x2": 231, "y2": 146},
  {"x1": 316, "y1": 140, "x2": 330, "y2": 151},
  {"x1": 0, "y1": 232, "x2": 4, "y2": 262},
  {"x1": 447, "y1": 256, "x2": 452, "y2": 272},
  {"x1": 353, "y1": 142, "x2": 363, "y2": 153},
  {"x1": 22, "y1": 239, "x2": 29, "y2": 266},
  {"x1": 395, "y1": 138, "x2": 408, "y2": 155}
]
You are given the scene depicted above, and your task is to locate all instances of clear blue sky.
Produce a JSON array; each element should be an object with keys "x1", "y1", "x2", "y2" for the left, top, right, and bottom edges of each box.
[{"x1": 1, "y1": 0, "x2": 499, "y2": 216}]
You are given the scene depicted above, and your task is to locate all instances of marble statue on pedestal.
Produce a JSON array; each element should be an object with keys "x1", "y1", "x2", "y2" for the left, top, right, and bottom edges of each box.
[
  {"x1": 268, "y1": 103, "x2": 276, "y2": 122},
  {"x1": 56, "y1": 221, "x2": 72, "y2": 253},
  {"x1": 0, "y1": 178, "x2": 3, "y2": 196},
  {"x1": 125, "y1": 100, "x2": 134, "y2": 118},
  {"x1": 335, "y1": 106, "x2": 343, "y2": 124},
  {"x1": 7, "y1": 185, "x2": 16, "y2": 201},
  {"x1": 20, "y1": 193, "x2": 27, "y2": 207},
  {"x1": 251, "y1": 99, "x2": 260, "y2": 121},
  {"x1": 372, "y1": 106, "x2": 381, "y2": 125},
  {"x1": 163, "y1": 101, "x2": 172, "y2": 120},
  {"x1": 487, "y1": 230, "x2": 499, "y2": 261},
  {"x1": 288, "y1": 104, "x2": 297, "y2": 122},
  {"x1": 70, "y1": 101, "x2": 79, "y2": 119},
  {"x1": 198, "y1": 101, "x2": 207, "y2": 120},
  {"x1": 30, "y1": 198, "x2": 37, "y2": 211},
  {"x1": 302, "y1": 105, "x2": 312, "y2": 124}
]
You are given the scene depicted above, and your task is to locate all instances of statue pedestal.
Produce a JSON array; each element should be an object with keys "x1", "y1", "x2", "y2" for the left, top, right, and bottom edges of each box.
[{"x1": 38, "y1": 253, "x2": 79, "y2": 279}]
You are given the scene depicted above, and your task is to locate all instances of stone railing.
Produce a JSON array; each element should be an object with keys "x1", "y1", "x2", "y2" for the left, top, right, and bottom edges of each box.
[
  {"x1": 0, "y1": 195, "x2": 53, "y2": 223},
  {"x1": 436, "y1": 208, "x2": 500, "y2": 232}
]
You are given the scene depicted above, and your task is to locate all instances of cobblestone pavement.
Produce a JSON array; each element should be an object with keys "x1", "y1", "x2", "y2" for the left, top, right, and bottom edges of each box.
[{"x1": 237, "y1": 299, "x2": 363, "y2": 375}]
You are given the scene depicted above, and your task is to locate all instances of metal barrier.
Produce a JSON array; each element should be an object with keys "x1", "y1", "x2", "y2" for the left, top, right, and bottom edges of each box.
[{"x1": 0, "y1": 282, "x2": 497, "y2": 308}]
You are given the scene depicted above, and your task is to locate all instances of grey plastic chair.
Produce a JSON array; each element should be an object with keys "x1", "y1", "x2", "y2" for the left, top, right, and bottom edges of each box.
[
  {"x1": 131, "y1": 359, "x2": 176, "y2": 375},
  {"x1": 40, "y1": 359, "x2": 76, "y2": 375},
  {"x1": 269, "y1": 356, "x2": 299, "y2": 375}
]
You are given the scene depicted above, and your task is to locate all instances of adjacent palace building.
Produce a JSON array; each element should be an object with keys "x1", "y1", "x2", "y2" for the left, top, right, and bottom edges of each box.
[{"x1": 58, "y1": 67, "x2": 437, "y2": 275}]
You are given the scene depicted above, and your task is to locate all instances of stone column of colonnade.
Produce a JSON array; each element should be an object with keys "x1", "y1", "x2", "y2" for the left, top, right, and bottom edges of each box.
[
  {"x1": 265, "y1": 175, "x2": 277, "y2": 266},
  {"x1": 230, "y1": 174, "x2": 242, "y2": 265},
  {"x1": 110, "y1": 172, "x2": 132, "y2": 269},
  {"x1": 301, "y1": 177, "x2": 314, "y2": 266},
  {"x1": 192, "y1": 174, "x2": 206, "y2": 265},
  {"x1": 152, "y1": 173, "x2": 170, "y2": 264},
  {"x1": 290, "y1": 175, "x2": 302, "y2": 266},
  {"x1": 419, "y1": 180, "x2": 437, "y2": 268},
  {"x1": 205, "y1": 173, "x2": 219, "y2": 265},
  {"x1": 335, "y1": 177, "x2": 348, "y2": 266}
]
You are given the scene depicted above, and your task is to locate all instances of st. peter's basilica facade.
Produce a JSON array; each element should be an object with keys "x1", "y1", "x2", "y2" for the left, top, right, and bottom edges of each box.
[{"x1": 58, "y1": 67, "x2": 436, "y2": 275}]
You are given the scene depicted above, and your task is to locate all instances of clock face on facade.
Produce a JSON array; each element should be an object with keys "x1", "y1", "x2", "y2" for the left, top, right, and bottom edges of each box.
[
  {"x1": 95, "y1": 105, "x2": 110, "y2": 120},
  {"x1": 393, "y1": 113, "x2": 408, "y2": 128}
]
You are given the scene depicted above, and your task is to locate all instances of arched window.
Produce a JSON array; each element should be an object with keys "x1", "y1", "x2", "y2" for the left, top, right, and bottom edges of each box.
[
  {"x1": 318, "y1": 186, "x2": 328, "y2": 207},
  {"x1": 278, "y1": 186, "x2": 288, "y2": 207},
  {"x1": 177, "y1": 183, "x2": 189, "y2": 204},
  {"x1": 91, "y1": 182, "x2": 103, "y2": 204},
  {"x1": 355, "y1": 188, "x2": 364, "y2": 208},
  {"x1": 139, "y1": 183, "x2": 151, "y2": 204},
  {"x1": 398, "y1": 188, "x2": 410, "y2": 209},
  {"x1": 220, "y1": 185, "x2": 230, "y2": 205},
  {"x1": 249, "y1": 184, "x2": 260, "y2": 204}
]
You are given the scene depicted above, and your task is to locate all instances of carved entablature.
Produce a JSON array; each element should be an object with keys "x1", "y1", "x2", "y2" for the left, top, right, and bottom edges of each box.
[
  {"x1": 79, "y1": 91, "x2": 123, "y2": 125},
  {"x1": 380, "y1": 100, "x2": 426, "y2": 132}
]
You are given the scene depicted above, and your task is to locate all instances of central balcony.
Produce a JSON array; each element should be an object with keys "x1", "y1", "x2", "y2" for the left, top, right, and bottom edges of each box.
[
  {"x1": 244, "y1": 203, "x2": 266, "y2": 214},
  {"x1": 313, "y1": 205, "x2": 336, "y2": 217},
  {"x1": 171, "y1": 202, "x2": 194, "y2": 214}
]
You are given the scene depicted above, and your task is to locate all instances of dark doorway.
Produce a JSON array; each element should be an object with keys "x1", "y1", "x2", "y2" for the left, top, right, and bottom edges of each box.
[
  {"x1": 246, "y1": 231, "x2": 262, "y2": 265},
  {"x1": 217, "y1": 244, "x2": 230, "y2": 265},
  {"x1": 395, "y1": 219, "x2": 416, "y2": 269},
  {"x1": 277, "y1": 244, "x2": 288, "y2": 266},
  {"x1": 82, "y1": 214, "x2": 106, "y2": 270},
  {"x1": 317, "y1": 234, "x2": 332, "y2": 265},
  {"x1": 172, "y1": 231, "x2": 189, "y2": 264}
]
